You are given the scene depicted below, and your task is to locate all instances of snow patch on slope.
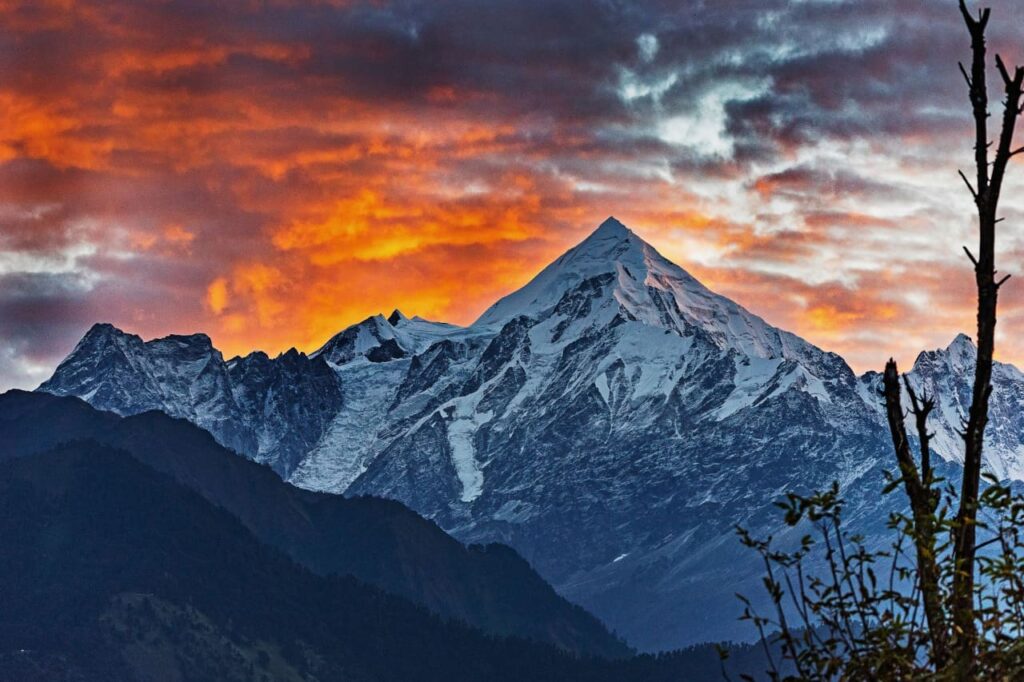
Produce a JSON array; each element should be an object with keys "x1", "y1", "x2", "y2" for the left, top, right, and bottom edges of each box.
[
  {"x1": 446, "y1": 394, "x2": 493, "y2": 503},
  {"x1": 716, "y1": 356, "x2": 784, "y2": 420},
  {"x1": 288, "y1": 359, "x2": 409, "y2": 492}
]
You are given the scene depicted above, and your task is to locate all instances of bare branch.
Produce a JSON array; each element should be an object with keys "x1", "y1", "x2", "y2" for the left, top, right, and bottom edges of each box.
[
  {"x1": 996, "y1": 54, "x2": 1013, "y2": 87},
  {"x1": 882, "y1": 360, "x2": 948, "y2": 665},
  {"x1": 985, "y1": 63, "x2": 1024, "y2": 213},
  {"x1": 961, "y1": 2, "x2": 991, "y2": 203},
  {"x1": 958, "y1": 0, "x2": 972, "y2": 25},
  {"x1": 958, "y1": 0, "x2": 990, "y2": 30},
  {"x1": 959, "y1": 170, "x2": 979, "y2": 201},
  {"x1": 959, "y1": 61, "x2": 973, "y2": 88},
  {"x1": 964, "y1": 245, "x2": 979, "y2": 266},
  {"x1": 903, "y1": 375, "x2": 935, "y2": 489}
]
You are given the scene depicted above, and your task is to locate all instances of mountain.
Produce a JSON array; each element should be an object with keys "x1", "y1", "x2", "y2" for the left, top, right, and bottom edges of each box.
[
  {"x1": 339, "y1": 217, "x2": 887, "y2": 649},
  {"x1": 474, "y1": 218, "x2": 829, "y2": 368},
  {"x1": 289, "y1": 312, "x2": 492, "y2": 492},
  {"x1": 904, "y1": 334, "x2": 1024, "y2": 480},
  {"x1": 2, "y1": 440, "x2": 732, "y2": 681},
  {"x1": 38, "y1": 326, "x2": 342, "y2": 476},
  {"x1": 0, "y1": 390, "x2": 629, "y2": 659},
  {"x1": 38, "y1": 217, "x2": 1020, "y2": 651}
]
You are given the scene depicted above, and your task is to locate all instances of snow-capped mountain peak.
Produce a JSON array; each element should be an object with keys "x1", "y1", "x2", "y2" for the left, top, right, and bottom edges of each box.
[
  {"x1": 69, "y1": 322, "x2": 140, "y2": 358},
  {"x1": 593, "y1": 214, "x2": 631, "y2": 237},
  {"x1": 897, "y1": 332, "x2": 1024, "y2": 480},
  {"x1": 571, "y1": 216, "x2": 644, "y2": 266},
  {"x1": 313, "y1": 310, "x2": 482, "y2": 368},
  {"x1": 474, "y1": 217, "x2": 832, "y2": 366},
  {"x1": 920, "y1": 332, "x2": 976, "y2": 374},
  {"x1": 313, "y1": 314, "x2": 408, "y2": 365},
  {"x1": 472, "y1": 216, "x2": 646, "y2": 330},
  {"x1": 80, "y1": 321, "x2": 126, "y2": 342},
  {"x1": 950, "y1": 331, "x2": 975, "y2": 348}
]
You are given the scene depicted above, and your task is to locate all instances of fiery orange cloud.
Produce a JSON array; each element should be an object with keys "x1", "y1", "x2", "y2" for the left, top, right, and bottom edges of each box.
[
  {"x1": 206, "y1": 277, "x2": 230, "y2": 315},
  {"x1": 162, "y1": 224, "x2": 195, "y2": 245}
]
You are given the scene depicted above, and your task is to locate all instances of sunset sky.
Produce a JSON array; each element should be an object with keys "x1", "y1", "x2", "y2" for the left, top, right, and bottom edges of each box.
[{"x1": 5, "y1": 0, "x2": 1024, "y2": 390}]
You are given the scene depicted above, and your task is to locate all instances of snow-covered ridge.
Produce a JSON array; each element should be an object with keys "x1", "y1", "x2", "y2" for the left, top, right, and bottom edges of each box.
[
  {"x1": 314, "y1": 309, "x2": 485, "y2": 367},
  {"x1": 898, "y1": 334, "x2": 1024, "y2": 480},
  {"x1": 38, "y1": 322, "x2": 343, "y2": 476},
  {"x1": 474, "y1": 216, "x2": 827, "y2": 366}
]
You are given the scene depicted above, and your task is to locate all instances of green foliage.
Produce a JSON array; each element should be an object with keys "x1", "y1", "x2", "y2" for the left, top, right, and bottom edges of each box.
[{"x1": 736, "y1": 475, "x2": 1024, "y2": 680}]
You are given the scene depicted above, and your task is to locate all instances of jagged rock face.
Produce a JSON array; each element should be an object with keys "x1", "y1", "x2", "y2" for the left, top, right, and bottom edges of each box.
[
  {"x1": 858, "y1": 333, "x2": 1024, "y2": 481},
  {"x1": 39, "y1": 325, "x2": 256, "y2": 457},
  {"x1": 226, "y1": 348, "x2": 344, "y2": 474},
  {"x1": 39, "y1": 327, "x2": 341, "y2": 477},
  {"x1": 36, "y1": 217, "x2": 1023, "y2": 651}
]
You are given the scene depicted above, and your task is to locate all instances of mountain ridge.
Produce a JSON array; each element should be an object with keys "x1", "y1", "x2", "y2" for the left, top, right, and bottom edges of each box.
[
  {"x1": 1, "y1": 440, "x2": 705, "y2": 680},
  {"x1": 35, "y1": 217, "x2": 1021, "y2": 650},
  {"x1": 0, "y1": 389, "x2": 630, "y2": 659}
]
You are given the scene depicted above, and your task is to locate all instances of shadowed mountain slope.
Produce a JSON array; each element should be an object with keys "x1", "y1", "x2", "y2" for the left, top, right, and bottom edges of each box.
[{"x1": 0, "y1": 389, "x2": 628, "y2": 659}]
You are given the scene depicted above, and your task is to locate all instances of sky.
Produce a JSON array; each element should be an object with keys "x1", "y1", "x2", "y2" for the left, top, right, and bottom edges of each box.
[{"x1": 4, "y1": 0, "x2": 1024, "y2": 390}]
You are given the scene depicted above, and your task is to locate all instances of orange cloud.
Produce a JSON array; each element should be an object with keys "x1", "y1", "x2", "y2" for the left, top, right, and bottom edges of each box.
[
  {"x1": 206, "y1": 277, "x2": 229, "y2": 314},
  {"x1": 163, "y1": 224, "x2": 195, "y2": 245}
]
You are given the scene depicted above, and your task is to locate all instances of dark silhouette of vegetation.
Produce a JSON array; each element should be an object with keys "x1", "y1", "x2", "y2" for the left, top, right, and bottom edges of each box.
[
  {"x1": 0, "y1": 431, "x2": 781, "y2": 680},
  {"x1": 0, "y1": 389, "x2": 629, "y2": 659},
  {"x1": 736, "y1": 1, "x2": 1024, "y2": 679},
  {"x1": 0, "y1": 441, "x2": 643, "y2": 681}
]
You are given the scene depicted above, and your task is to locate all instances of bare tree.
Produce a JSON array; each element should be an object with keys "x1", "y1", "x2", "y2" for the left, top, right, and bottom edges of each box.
[
  {"x1": 882, "y1": 362, "x2": 947, "y2": 666},
  {"x1": 948, "y1": 0, "x2": 1024, "y2": 665},
  {"x1": 856, "y1": 0, "x2": 1024, "y2": 672},
  {"x1": 736, "y1": 2, "x2": 1024, "y2": 679}
]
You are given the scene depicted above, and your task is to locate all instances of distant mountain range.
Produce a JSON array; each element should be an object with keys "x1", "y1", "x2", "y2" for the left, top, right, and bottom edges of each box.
[{"x1": 37, "y1": 217, "x2": 1023, "y2": 651}]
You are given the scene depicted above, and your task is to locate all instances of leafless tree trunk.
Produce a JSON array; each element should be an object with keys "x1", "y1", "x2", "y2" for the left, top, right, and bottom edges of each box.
[
  {"x1": 882, "y1": 363, "x2": 947, "y2": 666},
  {"x1": 880, "y1": 1, "x2": 1024, "y2": 675},
  {"x1": 951, "y1": 0, "x2": 1023, "y2": 668}
]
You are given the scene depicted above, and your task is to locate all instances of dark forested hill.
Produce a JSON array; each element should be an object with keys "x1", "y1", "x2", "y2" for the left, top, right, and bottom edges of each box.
[
  {"x1": 0, "y1": 442, "x2": 601, "y2": 680},
  {"x1": 0, "y1": 440, "x2": 776, "y2": 681},
  {"x1": 0, "y1": 389, "x2": 627, "y2": 659}
]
